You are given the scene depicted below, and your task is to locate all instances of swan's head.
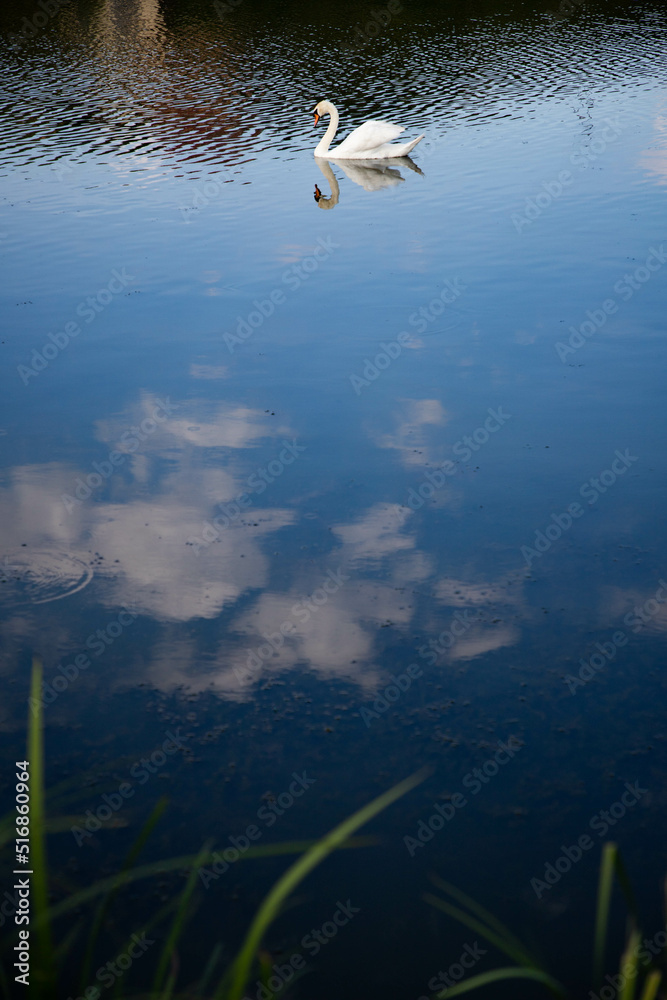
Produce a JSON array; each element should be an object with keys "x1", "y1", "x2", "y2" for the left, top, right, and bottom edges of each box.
[{"x1": 312, "y1": 99, "x2": 331, "y2": 126}]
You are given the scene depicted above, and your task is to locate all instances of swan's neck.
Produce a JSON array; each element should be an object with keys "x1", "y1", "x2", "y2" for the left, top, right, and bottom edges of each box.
[
  {"x1": 314, "y1": 157, "x2": 339, "y2": 208},
  {"x1": 314, "y1": 102, "x2": 338, "y2": 156}
]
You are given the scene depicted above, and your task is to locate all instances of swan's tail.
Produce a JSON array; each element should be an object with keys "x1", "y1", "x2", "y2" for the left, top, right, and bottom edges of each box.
[{"x1": 400, "y1": 133, "x2": 424, "y2": 156}]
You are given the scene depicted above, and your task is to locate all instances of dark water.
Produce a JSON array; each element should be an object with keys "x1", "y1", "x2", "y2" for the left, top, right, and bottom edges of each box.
[{"x1": 1, "y1": 0, "x2": 667, "y2": 995}]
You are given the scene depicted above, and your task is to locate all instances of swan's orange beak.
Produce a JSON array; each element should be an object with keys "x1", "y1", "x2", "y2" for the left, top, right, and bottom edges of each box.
[
  {"x1": 314, "y1": 184, "x2": 322, "y2": 202},
  {"x1": 314, "y1": 112, "x2": 320, "y2": 126}
]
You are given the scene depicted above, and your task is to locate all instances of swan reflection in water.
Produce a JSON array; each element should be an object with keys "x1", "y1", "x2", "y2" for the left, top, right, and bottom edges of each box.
[{"x1": 313, "y1": 156, "x2": 423, "y2": 209}]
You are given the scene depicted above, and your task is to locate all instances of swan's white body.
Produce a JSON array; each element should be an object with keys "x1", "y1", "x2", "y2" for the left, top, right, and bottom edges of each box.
[{"x1": 313, "y1": 100, "x2": 423, "y2": 160}]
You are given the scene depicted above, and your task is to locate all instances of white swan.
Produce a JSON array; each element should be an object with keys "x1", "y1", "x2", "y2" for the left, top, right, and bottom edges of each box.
[{"x1": 313, "y1": 99, "x2": 424, "y2": 160}]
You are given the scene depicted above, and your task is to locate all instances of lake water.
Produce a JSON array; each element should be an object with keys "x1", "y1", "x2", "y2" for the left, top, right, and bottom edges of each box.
[{"x1": 1, "y1": 0, "x2": 667, "y2": 995}]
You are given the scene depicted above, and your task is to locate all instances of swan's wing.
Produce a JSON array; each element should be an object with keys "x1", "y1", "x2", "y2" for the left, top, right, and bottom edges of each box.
[{"x1": 334, "y1": 118, "x2": 405, "y2": 155}]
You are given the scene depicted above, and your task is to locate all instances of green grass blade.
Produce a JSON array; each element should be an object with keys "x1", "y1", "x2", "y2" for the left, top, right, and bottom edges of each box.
[
  {"x1": 160, "y1": 971, "x2": 177, "y2": 1000},
  {"x1": 428, "y1": 875, "x2": 537, "y2": 967},
  {"x1": 120, "y1": 795, "x2": 170, "y2": 872},
  {"x1": 40, "y1": 836, "x2": 373, "y2": 927},
  {"x1": 53, "y1": 919, "x2": 83, "y2": 963},
  {"x1": 639, "y1": 970, "x2": 662, "y2": 1000},
  {"x1": 594, "y1": 843, "x2": 619, "y2": 987},
  {"x1": 79, "y1": 796, "x2": 169, "y2": 989},
  {"x1": 105, "y1": 884, "x2": 187, "y2": 993},
  {"x1": 152, "y1": 841, "x2": 213, "y2": 994},
  {"x1": 220, "y1": 767, "x2": 429, "y2": 1000},
  {"x1": 423, "y1": 894, "x2": 534, "y2": 969},
  {"x1": 196, "y1": 943, "x2": 223, "y2": 997},
  {"x1": 28, "y1": 656, "x2": 56, "y2": 996},
  {"x1": 432, "y1": 966, "x2": 567, "y2": 999},
  {"x1": 620, "y1": 928, "x2": 641, "y2": 1000}
]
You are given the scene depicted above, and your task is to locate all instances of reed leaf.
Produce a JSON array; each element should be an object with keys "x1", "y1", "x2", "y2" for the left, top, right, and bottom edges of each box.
[
  {"x1": 613, "y1": 851, "x2": 639, "y2": 920},
  {"x1": 639, "y1": 970, "x2": 662, "y2": 1000},
  {"x1": 152, "y1": 841, "x2": 213, "y2": 994},
  {"x1": 432, "y1": 966, "x2": 566, "y2": 998},
  {"x1": 41, "y1": 836, "x2": 374, "y2": 927},
  {"x1": 423, "y1": 893, "x2": 534, "y2": 969},
  {"x1": 196, "y1": 943, "x2": 223, "y2": 997},
  {"x1": 594, "y1": 843, "x2": 619, "y2": 987},
  {"x1": 619, "y1": 927, "x2": 641, "y2": 1000},
  {"x1": 428, "y1": 875, "x2": 537, "y2": 967},
  {"x1": 80, "y1": 797, "x2": 169, "y2": 990},
  {"x1": 221, "y1": 767, "x2": 429, "y2": 1000}
]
